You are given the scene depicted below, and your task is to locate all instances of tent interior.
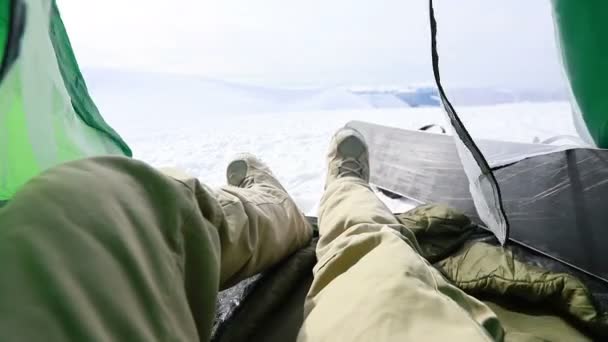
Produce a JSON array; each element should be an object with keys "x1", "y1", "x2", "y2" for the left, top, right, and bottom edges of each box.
[{"x1": 2, "y1": 0, "x2": 608, "y2": 340}]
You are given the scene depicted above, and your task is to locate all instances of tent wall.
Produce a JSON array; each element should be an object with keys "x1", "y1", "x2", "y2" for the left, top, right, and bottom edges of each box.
[
  {"x1": 350, "y1": 120, "x2": 608, "y2": 283},
  {"x1": 428, "y1": 0, "x2": 509, "y2": 244},
  {"x1": 0, "y1": 0, "x2": 131, "y2": 201},
  {"x1": 0, "y1": 1, "x2": 8, "y2": 62},
  {"x1": 552, "y1": 1, "x2": 608, "y2": 148}
]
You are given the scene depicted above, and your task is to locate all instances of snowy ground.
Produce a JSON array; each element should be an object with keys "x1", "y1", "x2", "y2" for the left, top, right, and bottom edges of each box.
[{"x1": 102, "y1": 100, "x2": 577, "y2": 215}]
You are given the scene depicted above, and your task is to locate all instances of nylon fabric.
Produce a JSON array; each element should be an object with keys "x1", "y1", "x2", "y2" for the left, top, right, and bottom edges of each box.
[
  {"x1": 0, "y1": 0, "x2": 24, "y2": 83},
  {"x1": 399, "y1": 203, "x2": 606, "y2": 339},
  {"x1": 49, "y1": 1, "x2": 131, "y2": 157},
  {"x1": 0, "y1": 61, "x2": 39, "y2": 200},
  {"x1": 395, "y1": 204, "x2": 477, "y2": 263},
  {"x1": 437, "y1": 242, "x2": 608, "y2": 340},
  {"x1": 552, "y1": 1, "x2": 608, "y2": 148},
  {"x1": 428, "y1": 0, "x2": 509, "y2": 244},
  {"x1": 0, "y1": 0, "x2": 129, "y2": 201},
  {"x1": 0, "y1": 0, "x2": 9, "y2": 65}
]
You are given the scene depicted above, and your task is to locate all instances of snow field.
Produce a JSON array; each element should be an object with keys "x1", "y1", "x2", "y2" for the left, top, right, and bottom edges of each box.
[{"x1": 105, "y1": 102, "x2": 576, "y2": 214}]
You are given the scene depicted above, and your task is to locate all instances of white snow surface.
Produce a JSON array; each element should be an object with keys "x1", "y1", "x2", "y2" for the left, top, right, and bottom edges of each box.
[{"x1": 102, "y1": 97, "x2": 577, "y2": 215}]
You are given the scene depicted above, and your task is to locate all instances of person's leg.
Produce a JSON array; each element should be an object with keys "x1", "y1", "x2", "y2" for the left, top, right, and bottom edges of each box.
[
  {"x1": 168, "y1": 153, "x2": 313, "y2": 288},
  {"x1": 0, "y1": 155, "x2": 311, "y2": 341},
  {"x1": 298, "y1": 128, "x2": 503, "y2": 341}
]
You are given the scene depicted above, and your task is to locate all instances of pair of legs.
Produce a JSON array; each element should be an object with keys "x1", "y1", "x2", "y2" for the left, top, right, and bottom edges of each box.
[{"x1": 0, "y1": 128, "x2": 501, "y2": 341}]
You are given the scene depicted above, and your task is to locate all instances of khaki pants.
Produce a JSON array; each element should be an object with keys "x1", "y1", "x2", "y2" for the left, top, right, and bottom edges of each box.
[
  {"x1": 0, "y1": 157, "x2": 500, "y2": 341},
  {"x1": 299, "y1": 177, "x2": 502, "y2": 341}
]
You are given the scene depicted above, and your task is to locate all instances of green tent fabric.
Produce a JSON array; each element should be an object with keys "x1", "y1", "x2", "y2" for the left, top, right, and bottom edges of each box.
[
  {"x1": 0, "y1": 0, "x2": 131, "y2": 202},
  {"x1": 552, "y1": 1, "x2": 608, "y2": 148},
  {"x1": 0, "y1": 2, "x2": 8, "y2": 65}
]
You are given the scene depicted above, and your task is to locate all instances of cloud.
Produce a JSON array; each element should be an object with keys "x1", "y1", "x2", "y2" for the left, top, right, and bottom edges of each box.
[{"x1": 57, "y1": 0, "x2": 564, "y2": 88}]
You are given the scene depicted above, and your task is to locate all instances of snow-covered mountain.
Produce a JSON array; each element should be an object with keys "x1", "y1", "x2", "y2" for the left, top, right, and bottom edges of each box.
[
  {"x1": 350, "y1": 86, "x2": 568, "y2": 107},
  {"x1": 84, "y1": 68, "x2": 569, "y2": 130}
]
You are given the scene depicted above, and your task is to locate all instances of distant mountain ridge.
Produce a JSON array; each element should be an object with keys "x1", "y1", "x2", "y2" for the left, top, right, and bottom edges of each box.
[
  {"x1": 84, "y1": 68, "x2": 569, "y2": 118},
  {"x1": 350, "y1": 86, "x2": 568, "y2": 108}
]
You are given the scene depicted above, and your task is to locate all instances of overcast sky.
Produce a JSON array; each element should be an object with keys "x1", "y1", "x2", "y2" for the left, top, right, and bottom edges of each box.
[{"x1": 56, "y1": 0, "x2": 567, "y2": 89}]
